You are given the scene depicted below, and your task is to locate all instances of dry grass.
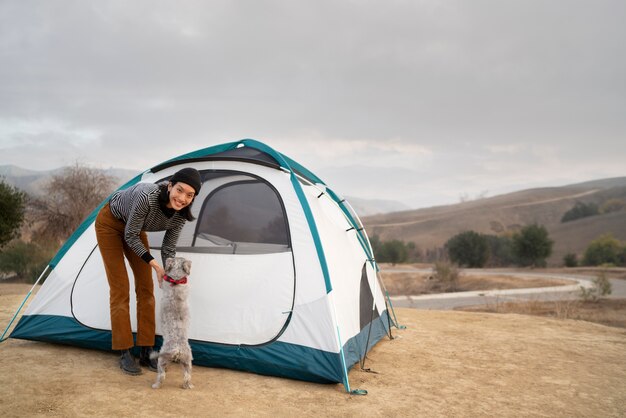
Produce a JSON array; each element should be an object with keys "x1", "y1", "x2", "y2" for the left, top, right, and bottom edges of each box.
[
  {"x1": 458, "y1": 298, "x2": 626, "y2": 329},
  {"x1": 380, "y1": 271, "x2": 571, "y2": 296},
  {"x1": 0, "y1": 282, "x2": 37, "y2": 296},
  {"x1": 379, "y1": 265, "x2": 626, "y2": 329},
  {"x1": 544, "y1": 266, "x2": 626, "y2": 280}
]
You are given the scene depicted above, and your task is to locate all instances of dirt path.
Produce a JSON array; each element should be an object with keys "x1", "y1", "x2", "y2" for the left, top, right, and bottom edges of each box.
[{"x1": 1, "y1": 289, "x2": 625, "y2": 417}]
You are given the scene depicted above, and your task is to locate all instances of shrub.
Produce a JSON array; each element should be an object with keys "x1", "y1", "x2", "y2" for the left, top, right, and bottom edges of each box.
[
  {"x1": 579, "y1": 271, "x2": 612, "y2": 302},
  {"x1": 600, "y1": 198, "x2": 626, "y2": 214},
  {"x1": 620, "y1": 247, "x2": 626, "y2": 266},
  {"x1": 512, "y1": 224, "x2": 553, "y2": 267},
  {"x1": 369, "y1": 235, "x2": 382, "y2": 258},
  {"x1": 370, "y1": 236, "x2": 409, "y2": 264},
  {"x1": 430, "y1": 261, "x2": 460, "y2": 292},
  {"x1": 582, "y1": 234, "x2": 624, "y2": 266},
  {"x1": 382, "y1": 240, "x2": 408, "y2": 265},
  {"x1": 445, "y1": 231, "x2": 489, "y2": 268},
  {"x1": 485, "y1": 234, "x2": 515, "y2": 267},
  {"x1": 0, "y1": 178, "x2": 26, "y2": 248},
  {"x1": 563, "y1": 253, "x2": 578, "y2": 267},
  {"x1": 0, "y1": 240, "x2": 53, "y2": 283},
  {"x1": 405, "y1": 242, "x2": 423, "y2": 263},
  {"x1": 561, "y1": 201, "x2": 599, "y2": 223}
]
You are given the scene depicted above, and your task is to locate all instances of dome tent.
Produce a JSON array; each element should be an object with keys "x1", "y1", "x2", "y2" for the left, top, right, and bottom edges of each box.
[{"x1": 8, "y1": 139, "x2": 395, "y2": 393}]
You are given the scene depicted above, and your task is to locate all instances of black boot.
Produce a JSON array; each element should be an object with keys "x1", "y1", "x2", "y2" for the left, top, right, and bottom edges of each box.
[
  {"x1": 139, "y1": 346, "x2": 158, "y2": 372},
  {"x1": 119, "y1": 349, "x2": 142, "y2": 375}
]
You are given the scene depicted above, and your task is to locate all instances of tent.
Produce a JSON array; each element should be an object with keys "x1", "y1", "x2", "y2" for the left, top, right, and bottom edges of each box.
[{"x1": 8, "y1": 139, "x2": 396, "y2": 393}]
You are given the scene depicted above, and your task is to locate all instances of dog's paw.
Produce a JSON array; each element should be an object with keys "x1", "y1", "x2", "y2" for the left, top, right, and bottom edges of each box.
[
  {"x1": 182, "y1": 382, "x2": 194, "y2": 389},
  {"x1": 152, "y1": 383, "x2": 161, "y2": 389}
]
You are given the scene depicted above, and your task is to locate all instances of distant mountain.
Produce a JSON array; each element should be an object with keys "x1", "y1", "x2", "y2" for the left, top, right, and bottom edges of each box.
[
  {"x1": 345, "y1": 196, "x2": 411, "y2": 217},
  {"x1": 362, "y1": 176, "x2": 626, "y2": 266},
  {"x1": 0, "y1": 165, "x2": 139, "y2": 196},
  {"x1": 560, "y1": 176, "x2": 626, "y2": 190},
  {"x1": 1, "y1": 164, "x2": 410, "y2": 215}
]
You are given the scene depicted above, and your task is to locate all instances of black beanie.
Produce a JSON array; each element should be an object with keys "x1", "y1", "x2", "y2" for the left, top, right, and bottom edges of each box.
[{"x1": 170, "y1": 167, "x2": 202, "y2": 194}]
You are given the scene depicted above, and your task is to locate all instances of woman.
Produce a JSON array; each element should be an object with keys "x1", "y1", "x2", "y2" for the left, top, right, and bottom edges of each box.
[{"x1": 95, "y1": 167, "x2": 202, "y2": 375}]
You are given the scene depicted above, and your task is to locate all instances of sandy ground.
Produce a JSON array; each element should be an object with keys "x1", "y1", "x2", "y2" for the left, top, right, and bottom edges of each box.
[{"x1": 1, "y1": 286, "x2": 626, "y2": 417}]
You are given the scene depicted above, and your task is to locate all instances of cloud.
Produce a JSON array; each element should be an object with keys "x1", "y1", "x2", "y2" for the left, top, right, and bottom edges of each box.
[{"x1": 0, "y1": 0, "x2": 624, "y2": 208}]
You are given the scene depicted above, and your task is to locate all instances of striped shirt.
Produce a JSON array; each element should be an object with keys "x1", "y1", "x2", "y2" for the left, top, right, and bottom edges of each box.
[{"x1": 109, "y1": 182, "x2": 187, "y2": 264}]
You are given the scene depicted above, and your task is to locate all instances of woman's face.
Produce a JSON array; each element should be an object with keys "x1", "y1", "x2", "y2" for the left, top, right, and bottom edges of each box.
[{"x1": 167, "y1": 182, "x2": 196, "y2": 210}]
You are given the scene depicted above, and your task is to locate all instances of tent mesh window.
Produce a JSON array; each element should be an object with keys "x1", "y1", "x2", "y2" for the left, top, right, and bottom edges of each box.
[{"x1": 193, "y1": 175, "x2": 291, "y2": 254}]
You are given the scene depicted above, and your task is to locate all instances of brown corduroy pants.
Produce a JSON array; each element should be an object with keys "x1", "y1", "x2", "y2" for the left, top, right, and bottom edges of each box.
[{"x1": 95, "y1": 203, "x2": 155, "y2": 350}]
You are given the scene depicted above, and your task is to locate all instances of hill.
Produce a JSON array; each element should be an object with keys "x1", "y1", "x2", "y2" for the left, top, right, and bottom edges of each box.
[
  {"x1": 344, "y1": 196, "x2": 411, "y2": 216},
  {"x1": 0, "y1": 164, "x2": 139, "y2": 196},
  {"x1": 1, "y1": 165, "x2": 407, "y2": 216},
  {"x1": 362, "y1": 177, "x2": 626, "y2": 266}
]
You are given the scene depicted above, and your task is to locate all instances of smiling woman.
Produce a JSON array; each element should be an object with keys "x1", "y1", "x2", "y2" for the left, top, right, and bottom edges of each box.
[{"x1": 94, "y1": 167, "x2": 202, "y2": 375}]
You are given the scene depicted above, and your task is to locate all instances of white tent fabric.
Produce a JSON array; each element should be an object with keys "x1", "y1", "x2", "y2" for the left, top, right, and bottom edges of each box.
[{"x1": 9, "y1": 139, "x2": 393, "y2": 391}]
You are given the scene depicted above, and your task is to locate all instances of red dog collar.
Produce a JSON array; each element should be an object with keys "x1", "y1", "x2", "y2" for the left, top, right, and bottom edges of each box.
[{"x1": 163, "y1": 275, "x2": 187, "y2": 286}]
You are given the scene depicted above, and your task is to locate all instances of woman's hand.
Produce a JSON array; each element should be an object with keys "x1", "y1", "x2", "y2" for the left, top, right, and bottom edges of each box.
[{"x1": 149, "y1": 260, "x2": 165, "y2": 288}]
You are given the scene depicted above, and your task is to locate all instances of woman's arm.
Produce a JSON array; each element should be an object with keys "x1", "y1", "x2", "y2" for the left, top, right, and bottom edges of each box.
[
  {"x1": 161, "y1": 222, "x2": 184, "y2": 265},
  {"x1": 123, "y1": 192, "x2": 155, "y2": 263}
]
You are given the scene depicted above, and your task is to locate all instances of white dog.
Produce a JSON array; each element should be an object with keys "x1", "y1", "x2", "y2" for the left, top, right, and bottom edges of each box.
[{"x1": 151, "y1": 257, "x2": 194, "y2": 389}]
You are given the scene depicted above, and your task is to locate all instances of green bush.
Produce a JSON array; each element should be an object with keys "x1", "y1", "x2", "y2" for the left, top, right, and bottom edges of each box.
[
  {"x1": 512, "y1": 224, "x2": 553, "y2": 267},
  {"x1": 445, "y1": 231, "x2": 489, "y2": 268},
  {"x1": 579, "y1": 271, "x2": 612, "y2": 302},
  {"x1": 561, "y1": 201, "x2": 599, "y2": 223},
  {"x1": 582, "y1": 234, "x2": 624, "y2": 266},
  {"x1": 485, "y1": 234, "x2": 515, "y2": 267},
  {"x1": 563, "y1": 253, "x2": 578, "y2": 267},
  {"x1": 370, "y1": 236, "x2": 409, "y2": 264},
  {"x1": 600, "y1": 198, "x2": 626, "y2": 214},
  {"x1": 381, "y1": 240, "x2": 408, "y2": 264},
  {"x1": 0, "y1": 178, "x2": 26, "y2": 248},
  {"x1": 0, "y1": 240, "x2": 52, "y2": 283}
]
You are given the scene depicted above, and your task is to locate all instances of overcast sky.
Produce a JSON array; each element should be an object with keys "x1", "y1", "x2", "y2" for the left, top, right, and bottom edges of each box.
[{"x1": 1, "y1": 0, "x2": 625, "y2": 209}]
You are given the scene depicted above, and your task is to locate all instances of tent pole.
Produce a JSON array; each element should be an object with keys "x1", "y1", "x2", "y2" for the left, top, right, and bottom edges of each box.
[
  {"x1": 376, "y1": 270, "x2": 406, "y2": 331},
  {"x1": 0, "y1": 265, "x2": 50, "y2": 343},
  {"x1": 328, "y1": 292, "x2": 368, "y2": 395}
]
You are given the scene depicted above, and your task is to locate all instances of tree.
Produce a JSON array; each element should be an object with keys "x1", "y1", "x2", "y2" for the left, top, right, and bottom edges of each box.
[
  {"x1": 485, "y1": 234, "x2": 515, "y2": 267},
  {"x1": 0, "y1": 178, "x2": 26, "y2": 248},
  {"x1": 404, "y1": 241, "x2": 419, "y2": 263},
  {"x1": 370, "y1": 235, "x2": 383, "y2": 259},
  {"x1": 582, "y1": 234, "x2": 624, "y2": 266},
  {"x1": 0, "y1": 240, "x2": 51, "y2": 282},
  {"x1": 30, "y1": 164, "x2": 116, "y2": 244},
  {"x1": 429, "y1": 260, "x2": 460, "y2": 292},
  {"x1": 512, "y1": 224, "x2": 553, "y2": 267},
  {"x1": 370, "y1": 236, "x2": 410, "y2": 264},
  {"x1": 619, "y1": 246, "x2": 626, "y2": 266},
  {"x1": 563, "y1": 253, "x2": 578, "y2": 267},
  {"x1": 445, "y1": 230, "x2": 489, "y2": 268},
  {"x1": 600, "y1": 198, "x2": 626, "y2": 214},
  {"x1": 561, "y1": 201, "x2": 599, "y2": 223},
  {"x1": 579, "y1": 270, "x2": 612, "y2": 302},
  {"x1": 382, "y1": 240, "x2": 408, "y2": 265}
]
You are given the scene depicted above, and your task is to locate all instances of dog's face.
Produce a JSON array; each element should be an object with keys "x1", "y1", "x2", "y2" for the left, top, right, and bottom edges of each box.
[{"x1": 164, "y1": 257, "x2": 192, "y2": 281}]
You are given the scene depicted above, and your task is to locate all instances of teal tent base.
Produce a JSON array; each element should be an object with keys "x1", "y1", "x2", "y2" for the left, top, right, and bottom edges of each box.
[{"x1": 10, "y1": 310, "x2": 390, "y2": 385}]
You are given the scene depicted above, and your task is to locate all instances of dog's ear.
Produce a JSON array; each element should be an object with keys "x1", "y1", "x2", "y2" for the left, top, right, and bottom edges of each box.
[
  {"x1": 182, "y1": 259, "x2": 192, "y2": 275},
  {"x1": 165, "y1": 258, "x2": 174, "y2": 271}
]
